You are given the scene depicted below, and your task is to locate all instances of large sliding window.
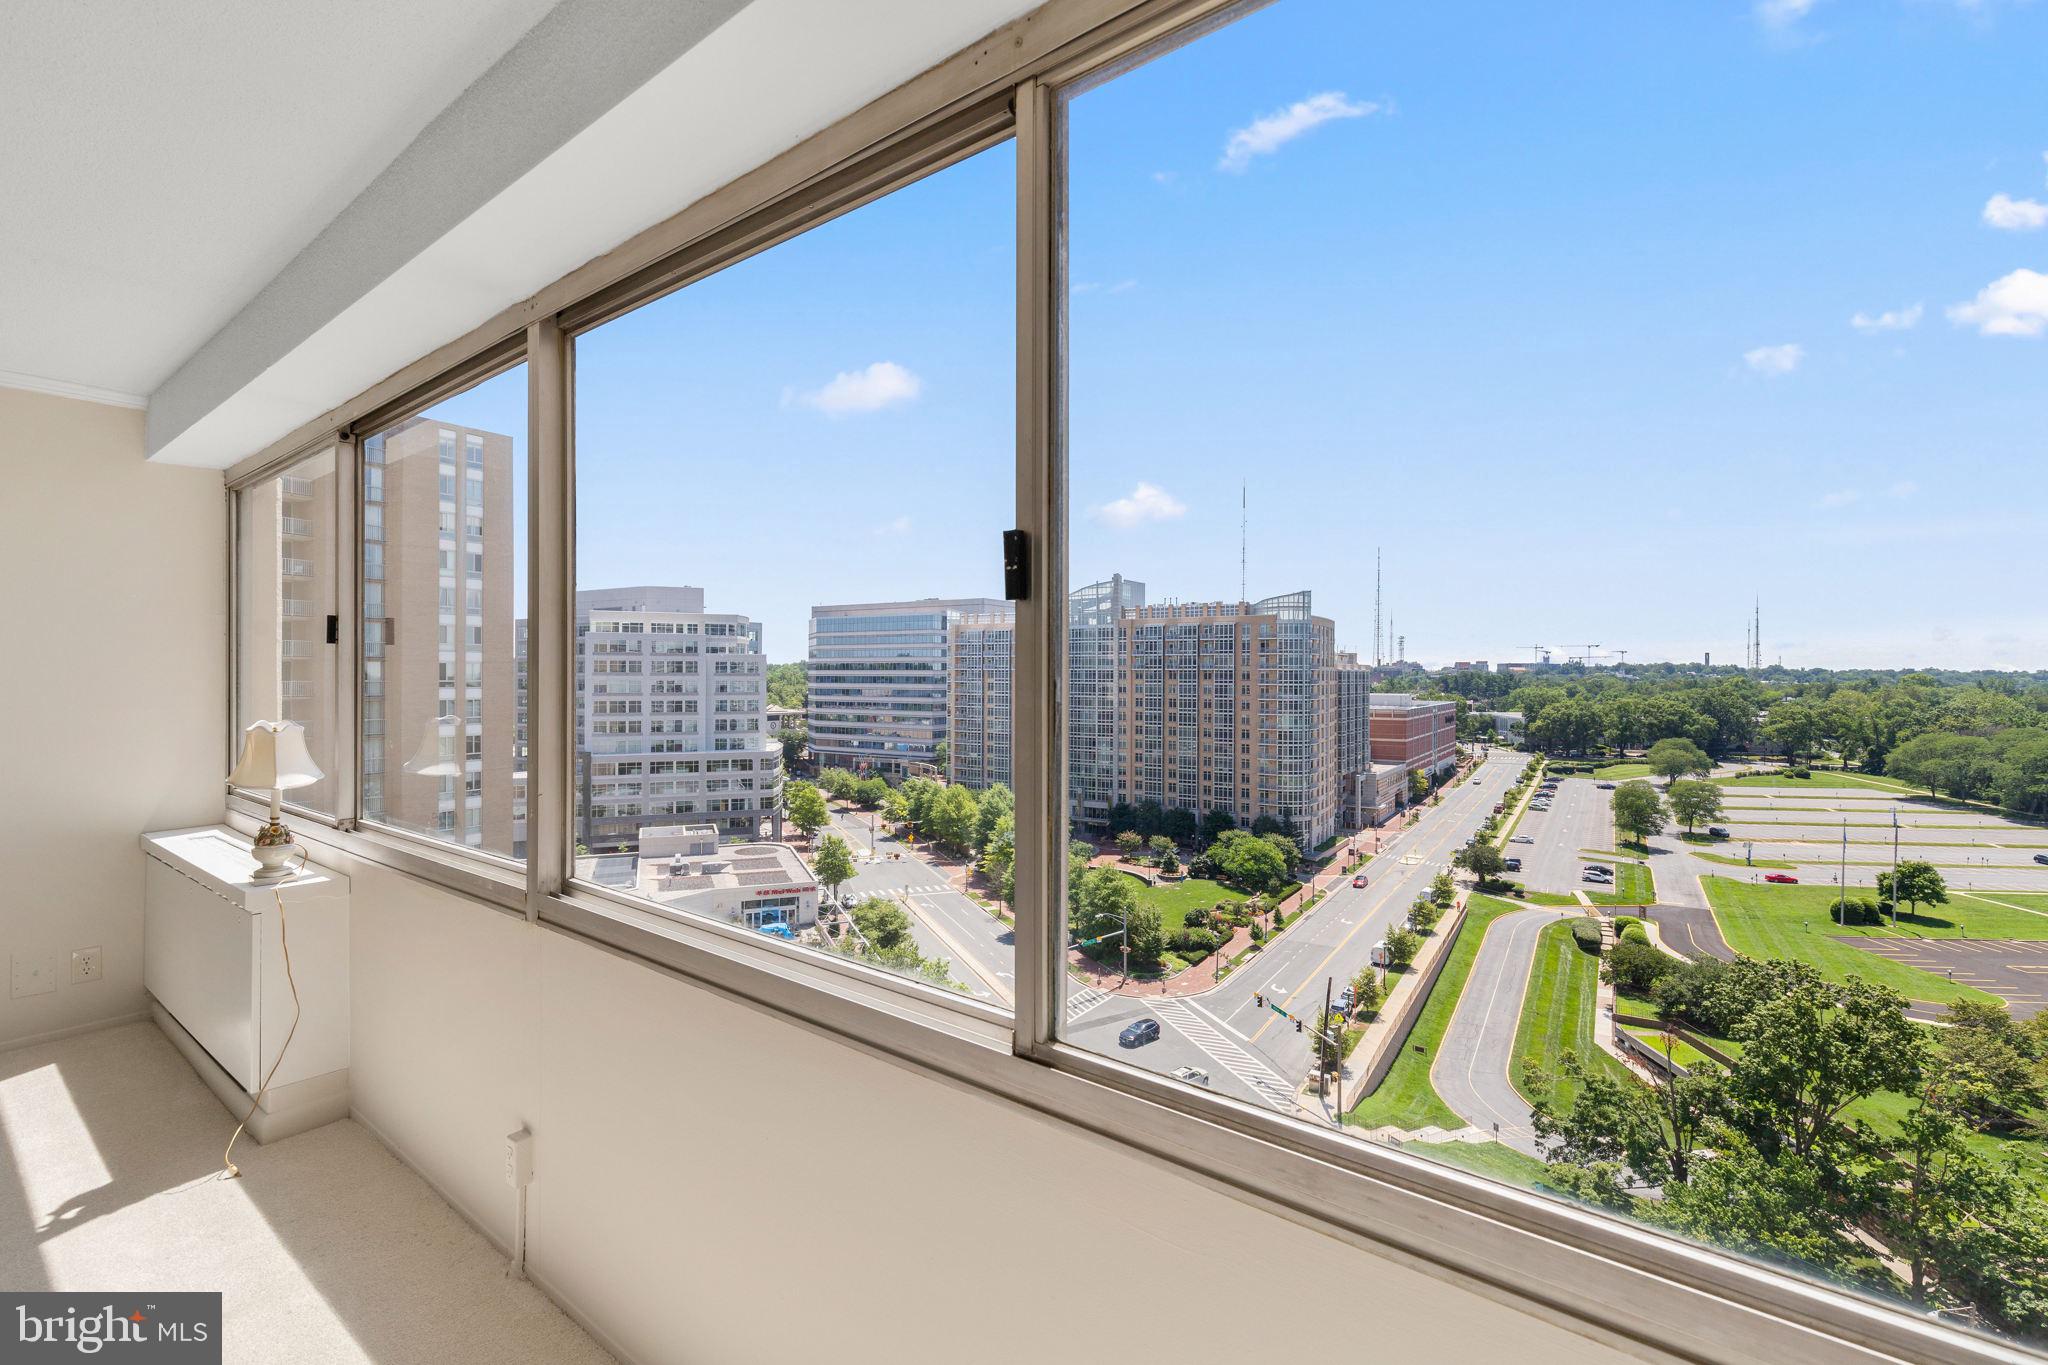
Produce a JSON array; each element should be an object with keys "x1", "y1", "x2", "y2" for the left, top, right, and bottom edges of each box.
[
  {"x1": 234, "y1": 446, "x2": 341, "y2": 814},
  {"x1": 222, "y1": 1, "x2": 2048, "y2": 1357},
  {"x1": 357, "y1": 364, "x2": 529, "y2": 861},
  {"x1": 569, "y1": 143, "x2": 1017, "y2": 1001},
  {"x1": 1051, "y1": 0, "x2": 2048, "y2": 1351}
]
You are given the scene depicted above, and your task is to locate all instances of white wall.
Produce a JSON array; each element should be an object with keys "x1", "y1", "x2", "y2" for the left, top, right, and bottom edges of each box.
[
  {"x1": 346, "y1": 861, "x2": 1635, "y2": 1365},
  {"x1": 0, "y1": 388, "x2": 224, "y2": 1046}
]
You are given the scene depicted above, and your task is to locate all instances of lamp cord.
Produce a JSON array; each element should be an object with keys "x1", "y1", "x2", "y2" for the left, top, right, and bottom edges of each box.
[{"x1": 223, "y1": 844, "x2": 307, "y2": 1179}]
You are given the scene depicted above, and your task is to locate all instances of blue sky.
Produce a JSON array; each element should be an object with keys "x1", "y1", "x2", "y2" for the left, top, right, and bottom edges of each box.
[{"x1": 439, "y1": 0, "x2": 2048, "y2": 670}]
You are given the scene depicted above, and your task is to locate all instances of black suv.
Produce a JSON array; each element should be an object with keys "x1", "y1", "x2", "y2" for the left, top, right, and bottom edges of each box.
[{"x1": 1119, "y1": 1018, "x2": 1162, "y2": 1047}]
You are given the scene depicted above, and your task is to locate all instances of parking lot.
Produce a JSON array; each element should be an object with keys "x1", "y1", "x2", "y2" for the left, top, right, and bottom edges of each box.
[
  {"x1": 1850, "y1": 938, "x2": 2048, "y2": 1019},
  {"x1": 1512, "y1": 776, "x2": 1617, "y2": 896},
  {"x1": 1714, "y1": 786, "x2": 2048, "y2": 892}
]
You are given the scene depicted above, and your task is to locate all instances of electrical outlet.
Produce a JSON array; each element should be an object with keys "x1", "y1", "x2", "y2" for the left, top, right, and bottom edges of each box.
[
  {"x1": 71, "y1": 947, "x2": 101, "y2": 985},
  {"x1": 12, "y1": 953, "x2": 57, "y2": 999}
]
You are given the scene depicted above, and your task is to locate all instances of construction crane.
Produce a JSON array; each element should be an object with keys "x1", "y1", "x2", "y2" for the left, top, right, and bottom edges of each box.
[
  {"x1": 1525, "y1": 644, "x2": 1547, "y2": 665},
  {"x1": 1574, "y1": 643, "x2": 1602, "y2": 667},
  {"x1": 1613, "y1": 649, "x2": 1628, "y2": 669}
]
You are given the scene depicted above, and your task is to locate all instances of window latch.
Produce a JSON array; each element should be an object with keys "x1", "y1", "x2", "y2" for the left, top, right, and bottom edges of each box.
[
  {"x1": 1003, "y1": 529, "x2": 1029, "y2": 601},
  {"x1": 325, "y1": 613, "x2": 339, "y2": 645}
]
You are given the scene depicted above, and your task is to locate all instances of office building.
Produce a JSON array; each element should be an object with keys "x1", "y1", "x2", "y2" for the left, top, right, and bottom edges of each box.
[
  {"x1": 1336, "y1": 654, "x2": 1376, "y2": 826},
  {"x1": 807, "y1": 597, "x2": 1009, "y2": 776},
  {"x1": 1369, "y1": 693, "x2": 1459, "y2": 780},
  {"x1": 537, "y1": 586, "x2": 781, "y2": 852}
]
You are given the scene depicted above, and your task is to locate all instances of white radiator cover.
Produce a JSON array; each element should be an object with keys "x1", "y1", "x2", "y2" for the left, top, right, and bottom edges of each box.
[{"x1": 142, "y1": 826, "x2": 350, "y2": 1137}]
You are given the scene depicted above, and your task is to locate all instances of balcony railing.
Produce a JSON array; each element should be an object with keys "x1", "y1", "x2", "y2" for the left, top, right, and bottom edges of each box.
[
  {"x1": 280, "y1": 476, "x2": 315, "y2": 499},
  {"x1": 281, "y1": 558, "x2": 314, "y2": 578},
  {"x1": 279, "y1": 515, "x2": 312, "y2": 537}
]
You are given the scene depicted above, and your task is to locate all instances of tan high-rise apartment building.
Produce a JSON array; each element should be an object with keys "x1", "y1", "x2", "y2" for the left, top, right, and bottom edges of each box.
[{"x1": 360, "y1": 418, "x2": 519, "y2": 855}]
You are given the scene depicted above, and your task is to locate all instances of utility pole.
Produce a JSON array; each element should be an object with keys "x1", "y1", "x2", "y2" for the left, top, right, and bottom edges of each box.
[
  {"x1": 1889, "y1": 808, "x2": 1900, "y2": 927},
  {"x1": 1836, "y1": 818, "x2": 1848, "y2": 925},
  {"x1": 1239, "y1": 482, "x2": 1247, "y2": 605},
  {"x1": 1322, "y1": 976, "x2": 1335, "y2": 1097},
  {"x1": 1120, "y1": 900, "x2": 1130, "y2": 987}
]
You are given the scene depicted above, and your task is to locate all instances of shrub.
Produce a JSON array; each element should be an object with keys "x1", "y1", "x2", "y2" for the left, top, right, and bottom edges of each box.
[
  {"x1": 1621, "y1": 923, "x2": 1650, "y2": 945},
  {"x1": 1249, "y1": 922, "x2": 1266, "y2": 944},
  {"x1": 1606, "y1": 939, "x2": 1677, "y2": 995},
  {"x1": 1171, "y1": 926, "x2": 1221, "y2": 954},
  {"x1": 1837, "y1": 896, "x2": 1885, "y2": 927},
  {"x1": 1183, "y1": 905, "x2": 1211, "y2": 929},
  {"x1": 1571, "y1": 918, "x2": 1605, "y2": 951}
]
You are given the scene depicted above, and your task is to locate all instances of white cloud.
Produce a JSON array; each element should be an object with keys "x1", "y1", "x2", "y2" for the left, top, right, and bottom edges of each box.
[
  {"x1": 1849, "y1": 303, "x2": 1922, "y2": 332},
  {"x1": 1947, "y1": 268, "x2": 2048, "y2": 337},
  {"x1": 792, "y1": 360, "x2": 922, "y2": 416},
  {"x1": 1743, "y1": 342, "x2": 1805, "y2": 375},
  {"x1": 872, "y1": 516, "x2": 912, "y2": 537},
  {"x1": 1093, "y1": 482, "x2": 1187, "y2": 528},
  {"x1": 1755, "y1": 0, "x2": 1816, "y2": 28},
  {"x1": 1818, "y1": 489, "x2": 1860, "y2": 509},
  {"x1": 1218, "y1": 92, "x2": 1377, "y2": 173},
  {"x1": 1983, "y1": 193, "x2": 2048, "y2": 230}
]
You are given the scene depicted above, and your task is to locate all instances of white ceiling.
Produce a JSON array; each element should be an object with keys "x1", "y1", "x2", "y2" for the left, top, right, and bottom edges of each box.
[
  {"x1": 0, "y1": 0, "x2": 1042, "y2": 465},
  {"x1": 0, "y1": 0, "x2": 561, "y2": 403}
]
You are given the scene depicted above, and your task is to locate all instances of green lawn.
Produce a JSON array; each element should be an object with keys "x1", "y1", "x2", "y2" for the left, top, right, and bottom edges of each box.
[
  {"x1": 1620, "y1": 1025, "x2": 1720, "y2": 1072},
  {"x1": 1579, "y1": 847, "x2": 1647, "y2": 863},
  {"x1": 1347, "y1": 896, "x2": 1521, "y2": 1131},
  {"x1": 1588, "y1": 861, "x2": 1654, "y2": 907},
  {"x1": 1588, "y1": 761, "x2": 1655, "y2": 781},
  {"x1": 1700, "y1": 877, "x2": 1998, "y2": 1003},
  {"x1": 1406, "y1": 1137, "x2": 1552, "y2": 1187},
  {"x1": 1126, "y1": 876, "x2": 1247, "y2": 934},
  {"x1": 1716, "y1": 772, "x2": 1911, "y2": 790},
  {"x1": 1510, "y1": 919, "x2": 1636, "y2": 1111},
  {"x1": 1689, "y1": 848, "x2": 1798, "y2": 870}
]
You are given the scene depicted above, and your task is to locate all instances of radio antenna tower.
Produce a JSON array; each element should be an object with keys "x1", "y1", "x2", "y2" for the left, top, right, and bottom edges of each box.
[
  {"x1": 1239, "y1": 482, "x2": 1247, "y2": 605},
  {"x1": 1374, "y1": 549, "x2": 1383, "y2": 666},
  {"x1": 1752, "y1": 595, "x2": 1762, "y2": 671}
]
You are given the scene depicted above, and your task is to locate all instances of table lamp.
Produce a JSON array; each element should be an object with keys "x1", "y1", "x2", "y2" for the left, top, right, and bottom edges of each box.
[
  {"x1": 228, "y1": 720, "x2": 324, "y2": 880},
  {"x1": 403, "y1": 715, "x2": 464, "y2": 778}
]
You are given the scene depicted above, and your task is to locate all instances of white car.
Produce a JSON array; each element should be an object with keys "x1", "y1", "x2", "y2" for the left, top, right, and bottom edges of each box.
[
  {"x1": 1510, "y1": 835, "x2": 1534, "y2": 844},
  {"x1": 1170, "y1": 1066, "x2": 1211, "y2": 1087}
]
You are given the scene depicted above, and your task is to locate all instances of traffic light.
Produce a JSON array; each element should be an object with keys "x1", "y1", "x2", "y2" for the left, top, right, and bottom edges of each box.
[
  {"x1": 1295, "y1": 1019, "x2": 1303, "y2": 1033},
  {"x1": 1254, "y1": 993, "x2": 1264, "y2": 1009}
]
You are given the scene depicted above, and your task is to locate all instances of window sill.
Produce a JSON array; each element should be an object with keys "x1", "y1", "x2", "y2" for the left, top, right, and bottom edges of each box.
[{"x1": 229, "y1": 790, "x2": 2028, "y2": 1364}]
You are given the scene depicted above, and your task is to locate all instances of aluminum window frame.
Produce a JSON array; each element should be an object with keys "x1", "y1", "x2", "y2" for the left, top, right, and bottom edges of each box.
[{"x1": 219, "y1": 0, "x2": 2043, "y2": 1360}]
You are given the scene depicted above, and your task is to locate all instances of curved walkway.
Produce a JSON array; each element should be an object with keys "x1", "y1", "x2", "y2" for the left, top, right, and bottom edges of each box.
[{"x1": 1431, "y1": 907, "x2": 1560, "y2": 1155}]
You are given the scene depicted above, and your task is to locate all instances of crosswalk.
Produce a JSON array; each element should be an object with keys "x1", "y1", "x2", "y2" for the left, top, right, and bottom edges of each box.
[
  {"x1": 1154, "y1": 998, "x2": 1299, "y2": 1111},
  {"x1": 1065, "y1": 983, "x2": 1112, "y2": 1022}
]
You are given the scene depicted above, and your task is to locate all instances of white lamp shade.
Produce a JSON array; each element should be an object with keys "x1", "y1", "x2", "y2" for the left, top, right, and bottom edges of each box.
[
  {"x1": 227, "y1": 720, "x2": 324, "y2": 790},
  {"x1": 403, "y1": 715, "x2": 465, "y2": 777}
]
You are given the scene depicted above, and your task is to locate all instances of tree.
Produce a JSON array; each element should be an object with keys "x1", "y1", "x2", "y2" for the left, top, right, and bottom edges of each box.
[
  {"x1": 1666, "y1": 779, "x2": 1723, "y2": 835},
  {"x1": 1125, "y1": 903, "x2": 1166, "y2": 966},
  {"x1": 766, "y1": 661, "x2": 808, "y2": 709},
  {"x1": 1147, "y1": 834, "x2": 1175, "y2": 861},
  {"x1": 818, "y1": 767, "x2": 857, "y2": 801},
  {"x1": 1407, "y1": 897, "x2": 1442, "y2": 932},
  {"x1": 1259, "y1": 832, "x2": 1299, "y2": 868},
  {"x1": 972, "y1": 783, "x2": 1013, "y2": 852},
  {"x1": 1646, "y1": 737, "x2": 1712, "y2": 786},
  {"x1": 1074, "y1": 866, "x2": 1138, "y2": 944},
  {"x1": 1529, "y1": 697, "x2": 1603, "y2": 755},
  {"x1": 1877, "y1": 860, "x2": 1948, "y2": 923},
  {"x1": 1207, "y1": 830, "x2": 1289, "y2": 894},
  {"x1": 1605, "y1": 939, "x2": 1678, "y2": 996},
  {"x1": 1763, "y1": 700, "x2": 1826, "y2": 763},
  {"x1": 774, "y1": 725, "x2": 807, "y2": 767},
  {"x1": 1931, "y1": 1002, "x2": 2046, "y2": 1131},
  {"x1": 1533, "y1": 1051, "x2": 1721, "y2": 1187},
  {"x1": 1199, "y1": 807, "x2": 1236, "y2": 843},
  {"x1": 1430, "y1": 870, "x2": 1456, "y2": 908},
  {"x1": 783, "y1": 780, "x2": 828, "y2": 841},
  {"x1": 1163, "y1": 807, "x2": 1199, "y2": 844},
  {"x1": 812, "y1": 835, "x2": 855, "y2": 900},
  {"x1": 980, "y1": 814, "x2": 1016, "y2": 901},
  {"x1": 1452, "y1": 840, "x2": 1505, "y2": 883},
  {"x1": 1349, "y1": 967, "x2": 1384, "y2": 1018},
  {"x1": 1384, "y1": 926, "x2": 1422, "y2": 969},
  {"x1": 1611, "y1": 781, "x2": 1666, "y2": 846},
  {"x1": 932, "y1": 739, "x2": 949, "y2": 774},
  {"x1": 853, "y1": 776, "x2": 890, "y2": 810},
  {"x1": 1115, "y1": 831, "x2": 1143, "y2": 858},
  {"x1": 1887, "y1": 732, "x2": 1997, "y2": 801},
  {"x1": 1407, "y1": 768, "x2": 1431, "y2": 804},
  {"x1": 928, "y1": 783, "x2": 980, "y2": 853}
]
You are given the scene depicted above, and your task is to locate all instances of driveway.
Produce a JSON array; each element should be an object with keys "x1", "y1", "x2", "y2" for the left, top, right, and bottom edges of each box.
[{"x1": 1431, "y1": 907, "x2": 1558, "y2": 1154}]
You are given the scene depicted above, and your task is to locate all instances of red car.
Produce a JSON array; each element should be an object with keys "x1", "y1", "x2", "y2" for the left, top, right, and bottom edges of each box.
[
  {"x1": 1352, "y1": 874, "x2": 1369, "y2": 888},
  {"x1": 1764, "y1": 872, "x2": 1799, "y2": 884}
]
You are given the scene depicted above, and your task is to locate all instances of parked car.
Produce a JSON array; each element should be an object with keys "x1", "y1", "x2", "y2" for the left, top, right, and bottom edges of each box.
[
  {"x1": 1596, "y1": 781, "x2": 1617, "y2": 789},
  {"x1": 1503, "y1": 857, "x2": 1522, "y2": 872},
  {"x1": 2035, "y1": 853, "x2": 2048, "y2": 866},
  {"x1": 1169, "y1": 1066, "x2": 1211, "y2": 1086},
  {"x1": 1119, "y1": 1018, "x2": 1162, "y2": 1047},
  {"x1": 1707, "y1": 826, "x2": 1731, "y2": 838},
  {"x1": 1764, "y1": 872, "x2": 1800, "y2": 884},
  {"x1": 1352, "y1": 874, "x2": 1369, "y2": 888}
]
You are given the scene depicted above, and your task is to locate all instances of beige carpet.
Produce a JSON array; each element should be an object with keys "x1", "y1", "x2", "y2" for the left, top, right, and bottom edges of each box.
[{"x1": 0, "y1": 1020, "x2": 613, "y2": 1365}]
